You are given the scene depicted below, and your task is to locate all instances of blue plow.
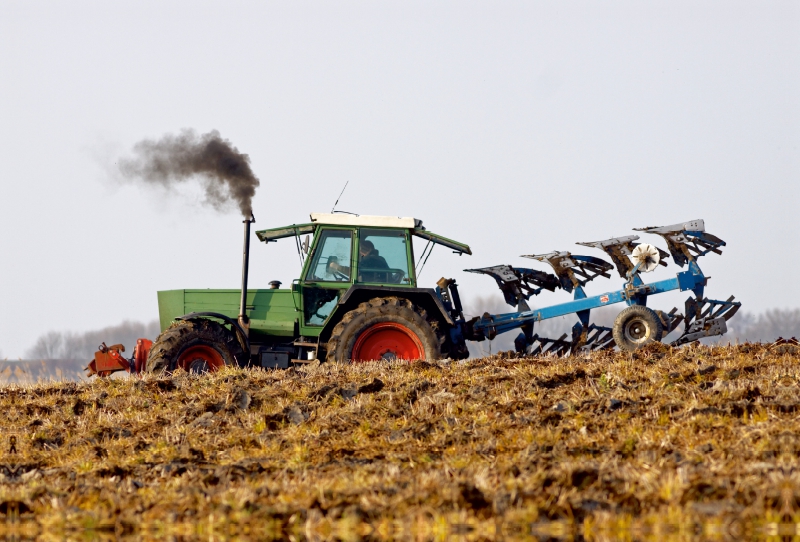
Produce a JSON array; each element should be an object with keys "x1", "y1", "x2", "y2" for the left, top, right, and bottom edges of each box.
[{"x1": 462, "y1": 220, "x2": 741, "y2": 354}]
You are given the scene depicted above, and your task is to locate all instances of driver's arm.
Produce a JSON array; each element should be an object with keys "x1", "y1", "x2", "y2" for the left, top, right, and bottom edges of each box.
[{"x1": 328, "y1": 259, "x2": 351, "y2": 276}]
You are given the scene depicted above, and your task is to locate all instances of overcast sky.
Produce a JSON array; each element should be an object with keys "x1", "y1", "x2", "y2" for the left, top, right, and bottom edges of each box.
[{"x1": 1, "y1": 1, "x2": 798, "y2": 357}]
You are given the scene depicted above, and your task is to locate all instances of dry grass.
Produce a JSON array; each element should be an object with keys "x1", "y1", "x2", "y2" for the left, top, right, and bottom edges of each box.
[{"x1": 1, "y1": 343, "x2": 799, "y2": 540}]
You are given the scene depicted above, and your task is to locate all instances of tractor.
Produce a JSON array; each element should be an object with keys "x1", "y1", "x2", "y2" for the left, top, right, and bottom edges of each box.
[
  {"x1": 87, "y1": 214, "x2": 740, "y2": 376},
  {"x1": 89, "y1": 212, "x2": 474, "y2": 375}
]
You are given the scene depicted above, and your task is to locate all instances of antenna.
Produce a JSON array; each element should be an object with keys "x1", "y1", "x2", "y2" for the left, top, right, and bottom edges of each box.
[{"x1": 331, "y1": 181, "x2": 349, "y2": 214}]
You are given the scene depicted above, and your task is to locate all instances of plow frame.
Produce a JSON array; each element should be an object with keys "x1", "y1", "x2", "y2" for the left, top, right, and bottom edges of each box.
[
  {"x1": 466, "y1": 220, "x2": 741, "y2": 352},
  {"x1": 472, "y1": 261, "x2": 710, "y2": 336}
]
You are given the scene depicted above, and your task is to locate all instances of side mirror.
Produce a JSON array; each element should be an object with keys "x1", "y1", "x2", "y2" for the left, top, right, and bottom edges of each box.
[{"x1": 302, "y1": 235, "x2": 310, "y2": 254}]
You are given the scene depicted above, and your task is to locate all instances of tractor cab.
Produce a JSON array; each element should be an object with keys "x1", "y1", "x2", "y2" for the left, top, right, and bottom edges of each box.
[{"x1": 256, "y1": 213, "x2": 471, "y2": 332}]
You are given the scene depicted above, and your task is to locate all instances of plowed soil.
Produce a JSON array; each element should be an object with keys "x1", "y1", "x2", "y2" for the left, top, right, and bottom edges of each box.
[{"x1": 1, "y1": 342, "x2": 798, "y2": 540}]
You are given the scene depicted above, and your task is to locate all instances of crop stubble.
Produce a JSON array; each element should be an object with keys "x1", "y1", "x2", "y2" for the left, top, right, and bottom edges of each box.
[{"x1": 0, "y1": 342, "x2": 798, "y2": 539}]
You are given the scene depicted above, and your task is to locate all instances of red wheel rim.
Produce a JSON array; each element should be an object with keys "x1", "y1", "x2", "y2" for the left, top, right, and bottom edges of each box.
[
  {"x1": 351, "y1": 322, "x2": 425, "y2": 362},
  {"x1": 177, "y1": 345, "x2": 226, "y2": 373}
]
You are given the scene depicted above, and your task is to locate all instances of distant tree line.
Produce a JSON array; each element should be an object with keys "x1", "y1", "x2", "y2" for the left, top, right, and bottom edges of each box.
[{"x1": 723, "y1": 308, "x2": 800, "y2": 343}]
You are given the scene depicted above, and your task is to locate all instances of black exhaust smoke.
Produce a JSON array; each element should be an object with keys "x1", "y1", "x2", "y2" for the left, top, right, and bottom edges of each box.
[
  {"x1": 118, "y1": 129, "x2": 260, "y2": 217},
  {"x1": 119, "y1": 129, "x2": 262, "y2": 340}
]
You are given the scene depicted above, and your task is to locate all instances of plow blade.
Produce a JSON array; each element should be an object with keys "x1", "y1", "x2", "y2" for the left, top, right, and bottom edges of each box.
[
  {"x1": 685, "y1": 295, "x2": 741, "y2": 324},
  {"x1": 634, "y1": 219, "x2": 726, "y2": 267},
  {"x1": 521, "y1": 251, "x2": 613, "y2": 292},
  {"x1": 670, "y1": 317, "x2": 728, "y2": 346},
  {"x1": 464, "y1": 265, "x2": 559, "y2": 309},
  {"x1": 580, "y1": 324, "x2": 615, "y2": 351},
  {"x1": 658, "y1": 307, "x2": 685, "y2": 337},
  {"x1": 517, "y1": 333, "x2": 573, "y2": 356},
  {"x1": 577, "y1": 235, "x2": 669, "y2": 278},
  {"x1": 669, "y1": 295, "x2": 740, "y2": 346},
  {"x1": 514, "y1": 323, "x2": 615, "y2": 357}
]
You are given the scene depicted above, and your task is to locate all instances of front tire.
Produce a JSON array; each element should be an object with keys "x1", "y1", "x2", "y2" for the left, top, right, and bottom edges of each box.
[
  {"x1": 612, "y1": 305, "x2": 663, "y2": 352},
  {"x1": 146, "y1": 319, "x2": 245, "y2": 374},
  {"x1": 326, "y1": 297, "x2": 441, "y2": 363}
]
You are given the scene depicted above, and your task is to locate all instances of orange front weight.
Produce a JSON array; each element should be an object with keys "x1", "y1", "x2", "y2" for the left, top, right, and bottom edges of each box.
[{"x1": 90, "y1": 345, "x2": 129, "y2": 375}]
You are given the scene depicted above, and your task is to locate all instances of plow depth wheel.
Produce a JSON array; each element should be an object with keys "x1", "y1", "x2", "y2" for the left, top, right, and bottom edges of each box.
[
  {"x1": 326, "y1": 296, "x2": 441, "y2": 364},
  {"x1": 612, "y1": 305, "x2": 663, "y2": 352},
  {"x1": 351, "y1": 322, "x2": 425, "y2": 362}
]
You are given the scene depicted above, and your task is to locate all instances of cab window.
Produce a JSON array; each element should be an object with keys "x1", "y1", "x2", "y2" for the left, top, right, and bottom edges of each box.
[
  {"x1": 304, "y1": 229, "x2": 353, "y2": 282},
  {"x1": 357, "y1": 229, "x2": 411, "y2": 284}
]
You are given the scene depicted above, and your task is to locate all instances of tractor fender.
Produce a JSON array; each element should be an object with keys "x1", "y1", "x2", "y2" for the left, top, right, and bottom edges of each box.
[
  {"x1": 175, "y1": 312, "x2": 251, "y2": 355},
  {"x1": 319, "y1": 286, "x2": 454, "y2": 345}
]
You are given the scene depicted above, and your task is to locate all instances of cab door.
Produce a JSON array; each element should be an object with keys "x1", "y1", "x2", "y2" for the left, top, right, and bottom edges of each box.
[
  {"x1": 300, "y1": 228, "x2": 354, "y2": 331},
  {"x1": 356, "y1": 228, "x2": 415, "y2": 286}
]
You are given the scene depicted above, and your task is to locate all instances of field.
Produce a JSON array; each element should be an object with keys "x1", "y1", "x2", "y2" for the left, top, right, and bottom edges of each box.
[{"x1": 1, "y1": 342, "x2": 798, "y2": 540}]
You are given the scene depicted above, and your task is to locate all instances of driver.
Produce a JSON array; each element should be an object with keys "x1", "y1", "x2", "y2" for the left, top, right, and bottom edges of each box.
[{"x1": 329, "y1": 239, "x2": 389, "y2": 282}]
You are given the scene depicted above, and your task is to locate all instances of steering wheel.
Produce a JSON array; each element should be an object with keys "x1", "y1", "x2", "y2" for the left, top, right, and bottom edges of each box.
[{"x1": 324, "y1": 257, "x2": 349, "y2": 282}]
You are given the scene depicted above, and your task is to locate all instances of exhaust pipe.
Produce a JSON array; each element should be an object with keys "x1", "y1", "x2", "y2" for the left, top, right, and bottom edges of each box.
[{"x1": 239, "y1": 213, "x2": 255, "y2": 337}]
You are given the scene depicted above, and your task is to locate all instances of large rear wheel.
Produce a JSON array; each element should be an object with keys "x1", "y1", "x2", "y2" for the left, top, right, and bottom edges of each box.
[
  {"x1": 326, "y1": 297, "x2": 441, "y2": 363},
  {"x1": 146, "y1": 319, "x2": 245, "y2": 374}
]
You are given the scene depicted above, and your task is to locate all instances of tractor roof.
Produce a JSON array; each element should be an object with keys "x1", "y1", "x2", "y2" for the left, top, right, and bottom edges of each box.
[
  {"x1": 256, "y1": 213, "x2": 472, "y2": 255},
  {"x1": 309, "y1": 213, "x2": 423, "y2": 229}
]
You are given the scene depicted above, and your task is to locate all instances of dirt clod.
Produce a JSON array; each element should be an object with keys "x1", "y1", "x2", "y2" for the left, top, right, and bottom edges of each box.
[{"x1": 357, "y1": 378, "x2": 384, "y2": 394}]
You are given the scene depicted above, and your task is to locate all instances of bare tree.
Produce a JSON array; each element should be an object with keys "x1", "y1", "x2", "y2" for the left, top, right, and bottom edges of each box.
[{"x1": 25, "y1": 331, "x2": 68, "y2": 359}]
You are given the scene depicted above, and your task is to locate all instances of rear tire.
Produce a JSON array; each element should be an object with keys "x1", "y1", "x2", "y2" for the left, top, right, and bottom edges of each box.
[
  {"x1": 326, "y1": 297, "x2": 441, "y2": 363},
  {"x1": 146, "y1": 319, "x2": 245, "y2": 374},
  {"x1": 612, "y1": 305, "x2": 663, "y2": 352}
]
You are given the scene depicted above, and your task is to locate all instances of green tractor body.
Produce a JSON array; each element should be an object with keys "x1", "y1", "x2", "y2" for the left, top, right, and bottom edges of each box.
[
  {"x1": 146, "y1": 213, "x2": 473, "y2": 372},
  {"x1": 157, "y1": 289, "x2": 297, "y2": 339}
]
